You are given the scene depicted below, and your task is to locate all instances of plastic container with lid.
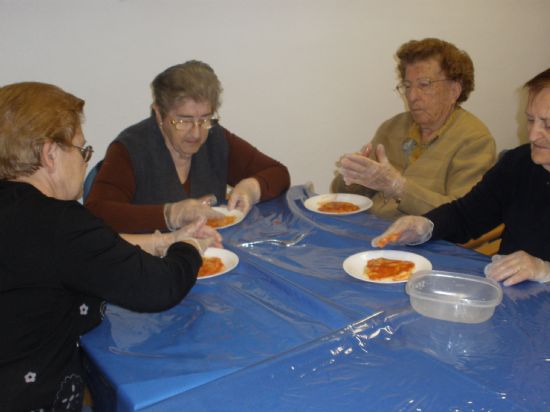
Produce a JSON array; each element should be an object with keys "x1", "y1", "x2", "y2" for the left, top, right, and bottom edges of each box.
[{"x1": 406, "y1": 270, "x2": 503, "y2": 324}]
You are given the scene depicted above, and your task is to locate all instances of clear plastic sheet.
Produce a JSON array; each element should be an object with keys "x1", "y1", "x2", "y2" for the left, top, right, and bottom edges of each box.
[{"x1": 82, "y1": 185, "x2": 550, "y2": 412}]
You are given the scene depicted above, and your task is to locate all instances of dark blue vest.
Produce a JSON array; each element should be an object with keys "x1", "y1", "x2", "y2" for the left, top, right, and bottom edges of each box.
[{"x1": 115, "y1": 116, "x2": 229, "y2": 204}]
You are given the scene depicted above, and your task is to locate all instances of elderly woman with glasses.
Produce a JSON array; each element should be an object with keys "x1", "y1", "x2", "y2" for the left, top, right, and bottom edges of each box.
[
  {"x1": 372, "y1": 68, "x2": 550, "y2": 287},
  {"x1": 85, "y1": 60, "x2": 290, "y2": 233},
  {"x1": 332, "y1": 38, "x2": 496, "y2": 220},
  {"x1": 0, "y1": 82, "x2": 220, "y2": 410}
]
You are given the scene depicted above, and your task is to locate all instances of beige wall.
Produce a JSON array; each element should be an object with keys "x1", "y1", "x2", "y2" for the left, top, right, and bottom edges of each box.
[{"x1": 2, "y1": 0, "x2": 549, "y2": 192}]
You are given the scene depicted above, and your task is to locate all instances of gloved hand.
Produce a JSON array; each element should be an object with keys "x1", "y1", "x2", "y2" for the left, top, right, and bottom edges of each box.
[
  {"x1": 371, "y1": 216, "x2": 434, "y2": 248},
  {"x1": 484, "y1": 251, "x2": 550, "y2": 286},
  {"x1": 227, "y1": 178, "x2": 261, "y2": 214},
  {"x1": 164, "y1": 194, "x2": 223, "y2": 231},
  {"x1": 338, "y1": 144, "x2": 405, "y2": 199},
  {"x1": 153, "y1": 217, "x2": 223, "y2": 257}
]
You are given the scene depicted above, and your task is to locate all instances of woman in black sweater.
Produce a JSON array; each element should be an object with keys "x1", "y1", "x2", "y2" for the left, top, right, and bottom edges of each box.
[{"x1": 0, "y1": 82, "x2": 219, "y2": 411}]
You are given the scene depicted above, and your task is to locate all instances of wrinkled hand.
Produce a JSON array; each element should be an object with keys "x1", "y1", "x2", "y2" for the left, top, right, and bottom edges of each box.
[
  {"x1": 164, "y1": 194, "x2": 223, "y2": 231},
  {"x1": 338, "y1": 144, "x2": 405, "y2": 198},
  {"x1": 371, "y1": 216, "x2": 434, "y2": 248},
  {"x1": 484, "y1": 251, "x2": 550, "y2": 286},
  {"x1": 154, "y1": 217, "x2": 223, "y2": 256},
  {"x1": 174, "y1": 217, "x2": 223, "y2": 248},
  {"x1": 227, "y1": 178, "x2": 261, "y2": 214}
]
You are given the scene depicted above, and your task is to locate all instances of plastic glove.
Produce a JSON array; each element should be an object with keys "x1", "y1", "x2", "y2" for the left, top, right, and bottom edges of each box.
[
  {"x1": 371, "y1": 216, "x2": 434, "y2": 248},
  {"x1": 358, "y1": 143, "x2": 373, "y2": 157},
  {"x1": 164, "y1": 194, "x2": 223, "y2": 231},
  {"x1": 153, "y1": 233, "x2": 213, "y2": 257},
  {"x1": 484, "y1": 251, "x2": 550, "y2": 286},
  {"x1": 173, "y1": 217, "x2": 223, "y2": 249},
  {"x1": 227, "y1": 178, "x2": 261, "y2": 214},
  {"x1": 153, "y1": 217, "x2": 223, "y2": 257},
  {"x1": 338, "y1": 144, "x2": 405, "y2": 199}
]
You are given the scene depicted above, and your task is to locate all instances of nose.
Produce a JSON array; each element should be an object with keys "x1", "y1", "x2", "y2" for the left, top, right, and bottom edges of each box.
[
  {"x1": 190, "y1": 120, "x2": 202, "y2": 138},
  {"x1": 407, "y1": 85, "x2": 421, "y2": 103}
]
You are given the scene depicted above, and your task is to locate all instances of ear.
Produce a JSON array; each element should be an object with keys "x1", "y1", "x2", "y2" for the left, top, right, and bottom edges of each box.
[
  {"x1": 151, "y1": 104, "x2": 164, "y2": 125},
  {"x1": 40, "y1": 141, "x2": 58, "y2": 173},
  {"x1": 450, "y1": 80, "x2": 462, "y2": 103}
]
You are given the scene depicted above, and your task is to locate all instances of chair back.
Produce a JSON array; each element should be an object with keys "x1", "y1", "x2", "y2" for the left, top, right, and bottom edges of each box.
[{"x1": 83, "y1": 160, "x2": 103, "y2": 202}]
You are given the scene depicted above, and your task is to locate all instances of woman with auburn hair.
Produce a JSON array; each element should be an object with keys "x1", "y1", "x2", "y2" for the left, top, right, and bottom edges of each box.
[
  {"x1": 396, "y1": 37, "x2": 475, "y2": 105},
  {"x1": 372, "y1": 68, "x2": 550, "y2": 287},
  {"x1": 332, "y1": 38, "x2": 495, "y2": 221},
  {"x1": 0, "y1": 82, "x2": 220, "y2": 410}
]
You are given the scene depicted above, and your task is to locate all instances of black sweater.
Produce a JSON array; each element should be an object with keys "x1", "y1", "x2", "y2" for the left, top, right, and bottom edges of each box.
[
  {"x1": 426, "y1": 144, "x2": 550, "y2": 260},
  {"x1": 0, "y1": 181, "x2": 201, "y2": 411}
]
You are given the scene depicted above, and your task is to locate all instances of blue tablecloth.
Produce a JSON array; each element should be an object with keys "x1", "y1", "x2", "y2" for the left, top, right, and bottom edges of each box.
[{"x1": 81, "y1": 185, "x2": 550, "y2": 411}]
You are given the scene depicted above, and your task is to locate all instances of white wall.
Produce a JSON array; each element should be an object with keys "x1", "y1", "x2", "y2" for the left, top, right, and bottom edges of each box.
[{"x1": 2, "y1": 0, "x2": 549, "y2": 192}]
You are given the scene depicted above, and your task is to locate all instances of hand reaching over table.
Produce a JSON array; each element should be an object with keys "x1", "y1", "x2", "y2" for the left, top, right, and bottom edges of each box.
[
  {"x1": 484, "y1": 251, "x2": 550, "y2": 286},
  {"x1": 227, "y1": 177, "x2": 261, "y2": 215},
  {"x1": 146, "y1": 217, "x2": 222, "y2": 257},
  {"x1": 372, "y1": 216, "x2": 434, "y2": 248},
  {"x1": 175, "y1": 216, "x2": 222, "y2": 250},
  {"x1": 164, "y1": 195, "x2": 224, "y2": 230}
]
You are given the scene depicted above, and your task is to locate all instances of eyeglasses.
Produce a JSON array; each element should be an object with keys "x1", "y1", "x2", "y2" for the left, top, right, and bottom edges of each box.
[
  {"x1": 169, "y1": 116, "x2": 219, "y2": 132},
  {"x1": 396, "y1": 78, "x2": 451, "y2": 95},
  {"x1": 66, "y1": 143, "x2": 94, "y2": 162}
]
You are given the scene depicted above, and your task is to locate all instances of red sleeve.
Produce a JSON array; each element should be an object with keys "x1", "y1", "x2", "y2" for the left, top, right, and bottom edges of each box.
[
  {"x1": 225, "y1": 129, "x2": 290, "y2": 201},
  {"x1": 84, "y1": 142, "x2": 167, "y2": 233}
]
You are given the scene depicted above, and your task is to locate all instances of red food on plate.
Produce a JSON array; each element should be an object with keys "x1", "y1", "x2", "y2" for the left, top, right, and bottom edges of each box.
[
  {"x1": 207, "y1": 215, "x2": 237, "y2": 228},
  {"x1": 364, "y1": 257, "x2": 415, "y2": 281},
  {"x1": 318, "y1": 201, "x2": 359, "y2": 213},
  {"x1": 198, "y1": 256, "x2": 225, "y2": 277}
]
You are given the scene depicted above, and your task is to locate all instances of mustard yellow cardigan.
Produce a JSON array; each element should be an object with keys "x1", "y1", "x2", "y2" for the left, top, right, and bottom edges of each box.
[{"x1": 332, "y1": 107, "x2": 496, "y2": 220}]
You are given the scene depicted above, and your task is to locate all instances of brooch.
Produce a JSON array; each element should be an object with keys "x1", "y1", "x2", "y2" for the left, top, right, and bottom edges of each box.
[{"x1": 402, "y1": 138, "x2": 416, "y2": 155}]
